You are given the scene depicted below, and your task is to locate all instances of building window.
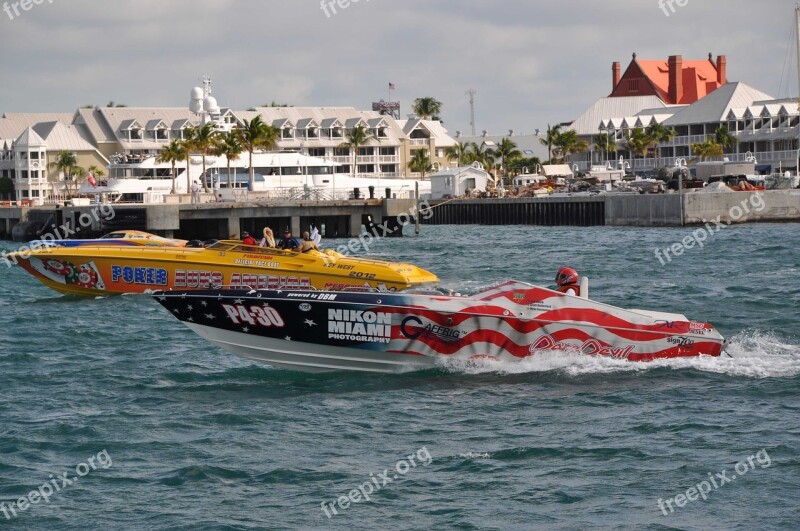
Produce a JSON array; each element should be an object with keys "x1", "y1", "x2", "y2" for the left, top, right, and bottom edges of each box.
[
  {"x1": 357, "y1": 147, "x2": 374, "y2": 156},
  {"x1": 31, "y1": 189, "x2": 39, "y2": 197},
  {"x1": 357, "y1": 164, "x2": 374, "y2": 173},
  {"x1": 379, "y1": 147, "x2": 396, "y2": 156},
  {"x1": 21, "y1": 170, "x2": 28, "y2": 180},
  {"x1": 628, "y1": 79, "x2": 640, "y2": 92},
  {"x1": 331, "y1": 127, "x2": 343, "y2": 138},
  {"x1": 282, "y1": 128, "x2": 294, "y2": 139},
  {"x1": 307, "y1": 127, "x2": 318, "y2": 138},
  {"x1": 30, "y1": 152, "x2": 39, "y2": 160},
  {"x1": 307, "y1": 147, "x2": 325, "y2": 157},
  {"x1": 334, "y1": 147, "x2": 350, "y2": 157}
]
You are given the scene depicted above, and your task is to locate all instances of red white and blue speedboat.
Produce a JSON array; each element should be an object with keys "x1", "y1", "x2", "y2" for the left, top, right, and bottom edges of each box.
[{"x1": 152, "y1": 280, "x2": 725, "y2": 373}]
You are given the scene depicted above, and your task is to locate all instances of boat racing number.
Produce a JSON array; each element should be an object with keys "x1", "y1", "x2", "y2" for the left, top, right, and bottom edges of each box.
[{"x1": 222, "y1": 304, "x2": 285, "y2": 328}]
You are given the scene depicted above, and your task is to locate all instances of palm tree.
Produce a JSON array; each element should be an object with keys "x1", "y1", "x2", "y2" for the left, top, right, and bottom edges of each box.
[
  {"x1": 626, "y1": 128, "x2": 651, "y2": 176},
  {"x1": 468, "y1": 142, "x2": 497, "y2": 180},
  {"x1": 193, "y1": 123, "x2": 222, "y2": 192},
  {"x1": 412, "y1": 97, "x2": 442, "y2": 120},
  {"x1": 408, "y1": 149, "x2": 433, "y2": 179},
  {"x1": 443, "y1": 142, "x2": 473, "y2": 166},
  {"x1": 691, "y1": 139, "x2": 724, "y2": 161},
  {"x1": 554, "y1": 130, "x2": 588, "y2": 164},
  {"x1": 48, "y1": 150, "x2": 83, "y2": 198},
  {"x1": 339, "y1": 124, "x2": 375, "y2": 178},
  {"x1": 494, "y1": 137, "x2": 522, "y2": 180},
  {"x1": 714, "y1": 125, "x2": 738, "y2": 153},
  {"x1": 539, "y1": 124, "x2": 562, "y2": 163},
  {"x1": 593, "y1": 132, "x2": 617, "y2": 164},
  {"x1": 180, "y1": 126, "x2": 198, "y2": 194},
  {"x1": 240, "y1": 116, "x2": 279, "y2": 191},
  {"x1": 157, "y1": 139, "x2": 186, "y2": 194},
  {"x1": 645, "y1": 122, "x2": 675, "y2": 167},
  {"x1": 217, "y1": 130, "x2": 245, "y2": 189}
]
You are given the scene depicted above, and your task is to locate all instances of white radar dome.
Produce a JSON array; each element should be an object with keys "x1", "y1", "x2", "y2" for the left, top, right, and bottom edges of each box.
[
  {"x1": 203, "y1": 96, "x2": 220, "y2": 113},
  {"x1": 191, "y1": 87, "x2": 204, "y2": 100}
]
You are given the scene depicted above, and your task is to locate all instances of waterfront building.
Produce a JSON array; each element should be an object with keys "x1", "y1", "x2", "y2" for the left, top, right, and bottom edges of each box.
[
  {"x1": 566, "y1": 53, "x2": 799, "y2": 173},
  {"x1": 0, "y1": 102, "x2": 458, "y2": 204}
]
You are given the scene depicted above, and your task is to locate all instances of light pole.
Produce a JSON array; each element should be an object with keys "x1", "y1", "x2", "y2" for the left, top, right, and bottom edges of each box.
[{"x1": 675, "y1": 157, "x2": 687, "y2": 226}]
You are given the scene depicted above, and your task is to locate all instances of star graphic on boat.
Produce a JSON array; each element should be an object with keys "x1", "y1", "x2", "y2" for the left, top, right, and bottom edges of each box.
[
  {"x1": 284, "y1": 336, "x2": 291, "y2": 341},
  {"x1": 304, "y1": 319, "x2": 317, "y2": 327},
  {"x1": 204, "y1": 313, "x2": 216, "y2": 320},
  {"x1": 187, "y1": 304, "x2": 193, "y2": 311},
  {"x1": 180, "y1": 293, "x2": 187, "y2": 299},
  {"x1": 187, "y1": 316, "x2": 194, "y2": 322},
  {"x1": 234, "y1": 299, "x2": 244, "y2": 304},
  {"x1": 172, "y1": 308, "x2": 180, "y2": 314},
  {"x1": 242, "y1": 326, "x2": 250, "y2": 333},
  {"x1": 200, "y1": 300, "x2": 208, "y2": 307},
  {"x1": 157, "y1": 296, "x2": 166, "y2": 302}
]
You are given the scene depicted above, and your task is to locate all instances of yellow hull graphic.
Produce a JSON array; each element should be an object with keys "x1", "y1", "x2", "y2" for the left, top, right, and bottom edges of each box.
[{"x1": 8, "y1": 241, "x2": 439, "y2": 297}]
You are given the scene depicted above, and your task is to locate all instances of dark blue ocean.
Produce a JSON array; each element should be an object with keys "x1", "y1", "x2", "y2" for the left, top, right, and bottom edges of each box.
[{"x1": 1, "y1": 223, "x2": 798, "y2": 530}]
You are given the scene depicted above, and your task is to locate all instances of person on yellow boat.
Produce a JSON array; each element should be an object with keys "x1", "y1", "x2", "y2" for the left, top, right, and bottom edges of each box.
[
  {"x1": 555, "y1": 267, "x2": 580, "y2": 296},
  {"x1": 241, "y1": 231, "x2": 258, "y2": 246},
  {"x1": 260, "y1": 227, "x2": 276, "y2": 248},
  {"x1": 297, "y1": 231, "x2": 320, "y2": 253},
  {"x1": 277, "y1": 228, "x2": 301, "y2": 251}
]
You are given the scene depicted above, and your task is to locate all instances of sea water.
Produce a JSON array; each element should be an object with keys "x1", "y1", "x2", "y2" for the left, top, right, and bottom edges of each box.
[{"x1": 0, "y1": 224, "x2": 798, "y2": 530}]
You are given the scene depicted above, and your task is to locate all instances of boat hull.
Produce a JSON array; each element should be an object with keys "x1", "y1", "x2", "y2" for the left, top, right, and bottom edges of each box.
[
  {"x1": 7, "y1": 243, "x2": 439, "y2": 297},
  {"x1": 153, "y1": 281, "x2": 724, "y2": 373}
]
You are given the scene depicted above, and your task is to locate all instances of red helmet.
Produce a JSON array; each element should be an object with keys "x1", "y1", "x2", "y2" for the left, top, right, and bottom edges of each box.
[{"x1": 555, "y1": 267, "x2": 578, "y2": 286}]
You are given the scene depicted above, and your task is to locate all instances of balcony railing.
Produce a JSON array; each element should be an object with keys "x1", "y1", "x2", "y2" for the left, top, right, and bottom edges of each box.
[{"x1": 408, "y1": 138, "x2": 430, "y2": 146}]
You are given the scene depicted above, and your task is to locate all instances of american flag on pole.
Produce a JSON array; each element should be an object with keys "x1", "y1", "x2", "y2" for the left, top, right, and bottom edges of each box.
[{"x1": 388, "y1": 82, "x2": 395, "y2": 90}]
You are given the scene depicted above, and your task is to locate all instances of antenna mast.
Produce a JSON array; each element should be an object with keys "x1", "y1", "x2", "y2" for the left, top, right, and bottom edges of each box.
[{"x1": 466, "y1": 88, "x2": 476, "y2": 136}]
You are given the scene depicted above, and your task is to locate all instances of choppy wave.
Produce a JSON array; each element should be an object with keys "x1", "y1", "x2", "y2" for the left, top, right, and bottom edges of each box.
[{"x1": 435, "y1": 329, "x2": 800, "y2": 379}]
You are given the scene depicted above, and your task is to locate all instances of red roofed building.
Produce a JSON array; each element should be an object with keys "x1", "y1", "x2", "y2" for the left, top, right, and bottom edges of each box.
[{"x1": 610, "y1": 53, "x2": 727, "y2": 105}]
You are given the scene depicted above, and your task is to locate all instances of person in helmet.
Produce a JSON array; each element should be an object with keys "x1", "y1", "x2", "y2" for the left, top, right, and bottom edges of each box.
[{"x1": 555, "y1": 267, "x2": 580, "y2": 296}]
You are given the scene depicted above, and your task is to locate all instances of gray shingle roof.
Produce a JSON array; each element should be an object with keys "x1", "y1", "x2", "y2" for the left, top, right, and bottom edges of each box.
[{"x1": 662, "y1": 82, "x2": 774, "y2": 126}]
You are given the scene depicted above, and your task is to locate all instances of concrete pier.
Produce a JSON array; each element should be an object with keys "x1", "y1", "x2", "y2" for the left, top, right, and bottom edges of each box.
[
  {"x1": 0, "y1": 198, "x2": 421, "y2": 241},
  {"x1": 423, "y1": 190, "x2": 800, "y2": 227},
  {"x1": 2, "y1": 192, "x2": 799, "y2": 240}
]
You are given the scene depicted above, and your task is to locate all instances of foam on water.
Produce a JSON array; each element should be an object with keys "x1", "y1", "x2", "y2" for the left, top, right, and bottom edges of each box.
[{"x1": 435, "y1": 329, "x2": 800, "y2": 379}]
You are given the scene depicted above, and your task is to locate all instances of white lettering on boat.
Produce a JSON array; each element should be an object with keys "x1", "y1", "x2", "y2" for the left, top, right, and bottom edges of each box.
[
  {"x1": 529, "y1": 335, "x2": 634, "y2": 359},
  {"x1": 328, "y1": 309, "x2": 391, "y2": 343}
]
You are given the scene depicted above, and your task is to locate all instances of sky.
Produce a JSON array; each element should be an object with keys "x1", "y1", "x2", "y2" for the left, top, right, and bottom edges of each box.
[{"x1": 0, "y1": 0, "x2": 796, "y2": 136}]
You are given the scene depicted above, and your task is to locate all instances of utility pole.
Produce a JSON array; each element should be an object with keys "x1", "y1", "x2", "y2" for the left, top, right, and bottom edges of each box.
[{"x1": 466, "y1": 88, "x2": 476, "y2": 136}]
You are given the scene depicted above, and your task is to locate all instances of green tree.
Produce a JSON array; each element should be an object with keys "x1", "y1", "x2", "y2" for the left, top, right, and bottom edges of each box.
[
  {"x1": 593, "y1": 132, "x2": 617, "y2": 164},
  {"x1": 217, "y1": 130, "x2": 245, "y2": 189},
  {"x1": 494, "y1": 137, "x2": 522, "y2": 179},
  {"x1": 179, "y1": 126, "x2": 197, "y2": 194},
  {"x1": 645, "y1": 122, "x2": 675, "y2": 167},
  {"x1": 157, "y1": 139, "x2": 186, "y2": 194},
  {"x1": 468, "y1": 142, "x2": 497, "y2": 179},
  {"x1": 48, "y1": 150, "x2": 83, "y2": 197},
  {"x1": 444, "y1": 142, "x2": 473, "y2": 166},
  {"x1": 408, "y1": 149, "x2": 434, "y2": 179},
  {"x1": 539, "y1": 124, "x2": 562, "y2": 163},
  {"x1": 626, "y1": 128, "x2": 651, "y2": 176},
  {"x1": 193, "y1": 123, "x2": 222, "y2": 192},
  {"x1": 240, "y1": 116, "x2": 279, "y2": 190},
  {"x1": 714, "y1": 125, "x2": 738, "y2": 153},
  {"x1": 554, "y1": 130, "x2": 588, "y2": 164},
  {"x1": 412, "y1": 97, "x2": 442, "y2": 120},
  {"x1": 339, "y1": 124, "x2": 375, "y2": 178},
  {"x1": 691, "y1": 139, "x2": 724, "y2": 161}
]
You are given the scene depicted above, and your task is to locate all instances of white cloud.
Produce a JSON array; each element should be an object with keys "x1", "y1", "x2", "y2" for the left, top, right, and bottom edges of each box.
[{"x1": 0, "y1": 0, "x2": 793, "y2": 134}]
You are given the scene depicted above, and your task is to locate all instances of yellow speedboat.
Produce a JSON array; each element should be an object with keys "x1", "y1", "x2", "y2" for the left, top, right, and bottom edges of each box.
[{"x1": 6, "y1": 241, "x2": 439, "y2": 297}]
